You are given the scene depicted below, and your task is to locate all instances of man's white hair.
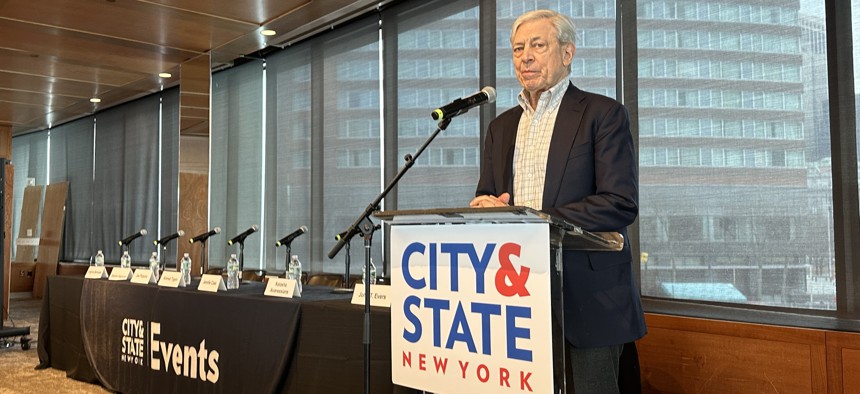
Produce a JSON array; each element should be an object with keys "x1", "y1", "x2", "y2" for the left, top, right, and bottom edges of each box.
[{"x1": 510, "y1": 9, "x2": 577, "y2": 47}]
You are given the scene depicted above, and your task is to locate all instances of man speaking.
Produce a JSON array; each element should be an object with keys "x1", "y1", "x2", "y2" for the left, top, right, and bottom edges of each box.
[{"x1": 470, "y1": 9, "x2": 646, "y2": 394}]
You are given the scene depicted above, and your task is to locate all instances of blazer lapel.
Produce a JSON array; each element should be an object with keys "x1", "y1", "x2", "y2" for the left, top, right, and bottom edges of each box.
[
  {"x1": 499, "y1": 107, "x2": 522, "y2": 203},
  {"x1": 542, "y1": 83, "x2": 586, "y2": 209}
]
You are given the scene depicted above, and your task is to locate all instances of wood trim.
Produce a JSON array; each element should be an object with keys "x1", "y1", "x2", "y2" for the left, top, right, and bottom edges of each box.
[
  {"x1": 826, "y1": 331, "x2": 860, "y2": 393},
  {"x1": 644, "y1": 313, "x2": 827, "y2": 344},
  {"x1": 0, "y1": 126, "x2": 10, "y2": 159},
  {"x1": 639, "y1": 313, "x2": 828, "y2": 393}
]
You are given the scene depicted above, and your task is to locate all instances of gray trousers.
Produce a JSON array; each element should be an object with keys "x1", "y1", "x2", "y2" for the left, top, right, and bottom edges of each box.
[{"x1": 567, "y1": 343, "x2": 623, "y2": 394}]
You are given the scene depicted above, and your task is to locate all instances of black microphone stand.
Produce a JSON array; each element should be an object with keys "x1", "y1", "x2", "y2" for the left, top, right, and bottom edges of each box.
[
  {"x1": 158, "y1": 239, "x2": 176, "y2": 271},
  {"x1": 278, "y1": 239, "x2": 302, "y2": 281},
  {"x1": 199, "y1": 240, "x2": 209, "y2": 276},
  {"x1": 328, "y1": 117, "x2": 452, "y2": 394},
  {"x1": 343, "y1": 241, "x2": 351, "y2": 288},
  {"x1": 277, "y1": 242, "x2": 293, "y2": 277},
  {"x1": 159, "y1": 244, "x2": 168, "y2": 271},
  {"x1": 284, "y1": 244, "x2": 291, "y2": 274},
  {"x1": 236, "y1": 240, "x2": 246, "y2": 278}
]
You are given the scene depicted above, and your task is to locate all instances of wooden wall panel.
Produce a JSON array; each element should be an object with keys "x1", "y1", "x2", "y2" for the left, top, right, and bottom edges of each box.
[
  {"x1": 9, "y1": 262, "x2": 35, "y2": 292},
  {"x1": 2, "y1": 163, "x2": 10, "y2": 320},
  {"x1": 14, "y1": 185, "x2": 43, "y2": 263},
  {"x1": 638, "y1": 313, "x2": 827, "y2": 393},
  {"x1": 826, "y1": 330, "x2": 860, "y2": 393},
  {"x1": 842, "y1": 349, "x2": 860, "y2": 392},
  {"x1": 177, "y1": 172, "x2": 208, "y2": 276},
  {"x1": 32, "y1": 182, "x2": 68, "y2": 299},
  {"x1": 37, "y1": 182, "x2": 69, "y2": 265},
  {"x1": 0, "y1": 125, "x2": 10, "y2": 158}
]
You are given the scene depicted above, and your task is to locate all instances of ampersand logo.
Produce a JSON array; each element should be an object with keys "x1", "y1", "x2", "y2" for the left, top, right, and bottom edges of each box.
[{"x1": 494, "y1": 242, "x2": 530, "y2": 297}]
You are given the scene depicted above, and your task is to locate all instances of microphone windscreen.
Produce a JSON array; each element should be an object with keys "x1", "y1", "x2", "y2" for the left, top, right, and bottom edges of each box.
[{"x1": 482, "y1": 86, "x2": 497, "y2": 103}]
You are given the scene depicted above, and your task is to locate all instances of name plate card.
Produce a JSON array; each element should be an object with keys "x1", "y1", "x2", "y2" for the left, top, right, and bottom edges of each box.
[
  {"x1": 197, "y1": 274, "x2": 226, "y2": 292},
  {"x1": 351, "y1": 284, "x2": 391, "y2": 308},
  {"x1": 264, "y1": 278, "x2": 300, "y2": 298},
  {"x1": 108, "y1": 267, "x2": 133, "y2": 281},
  {"x1": 85, "y1": 266, "x2": 108, "y2": 279},
  {"x1": 158, "y1": 271, "x2": 187, "y2": 288},
  {"x1": 130, "y1": 269, "x2": 157, "y2": 284}
]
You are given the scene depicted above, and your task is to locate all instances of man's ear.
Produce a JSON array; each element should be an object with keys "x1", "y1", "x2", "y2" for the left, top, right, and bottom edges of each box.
[{"x1": 563, "y1": 43, "x2": 575, "y2": 67}]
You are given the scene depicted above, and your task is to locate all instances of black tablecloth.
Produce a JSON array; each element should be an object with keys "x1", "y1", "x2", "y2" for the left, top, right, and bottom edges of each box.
[
  {"x1": 38, "y1": 275, "x2": 418, "y2": 394},
  {"x1": 286, "y1": 299, "x2": 411, "y2": 393},
  {"x1": 37, "y1": 276, "x2": 98, "y2": 383}
]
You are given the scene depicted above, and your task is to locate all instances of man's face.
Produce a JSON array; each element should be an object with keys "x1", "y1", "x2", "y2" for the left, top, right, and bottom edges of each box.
[{"x1": 512, "y1": 19, "x2": 575, "y2": 99}]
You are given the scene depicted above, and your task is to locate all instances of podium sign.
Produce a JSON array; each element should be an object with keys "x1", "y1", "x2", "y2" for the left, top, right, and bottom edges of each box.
[
  {"x1": 389, "y1": 222, "x2": 554, "y2": 393},
  {"x1": 379, "y1": 206, "x2": 622, "y2": 394}
]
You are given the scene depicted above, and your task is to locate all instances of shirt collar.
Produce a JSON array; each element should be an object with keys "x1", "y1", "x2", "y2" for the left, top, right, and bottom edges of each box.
[{"x1": 517, "y1": 78, "x2": 570, "y2": 113}]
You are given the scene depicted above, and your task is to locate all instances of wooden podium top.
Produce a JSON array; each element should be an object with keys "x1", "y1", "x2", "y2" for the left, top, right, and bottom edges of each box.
[{"x1": 374, "y1": 206, "x2": 623, "y2": 252}]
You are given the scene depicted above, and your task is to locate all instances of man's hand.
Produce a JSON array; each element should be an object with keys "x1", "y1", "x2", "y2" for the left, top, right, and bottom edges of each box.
[{"x1": 469, "y1": 192, "x2": 511, "y2": 208}]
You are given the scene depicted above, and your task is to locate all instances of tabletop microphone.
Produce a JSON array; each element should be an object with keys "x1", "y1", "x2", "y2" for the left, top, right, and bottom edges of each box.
[
  {"x1": 154, "y1": 230, "x2": 185, "y2": 246},
  {"x1": 431, "y1": 86, "x2": 496, "y2": 120},
  {"x1": 190, "y1": 227, "x2": 221, "y2": 244},
  {"x1": 228, "y1": 225, "x2": 259, "y2": 245},
  {"x1": 277, "y1": 226, "x2": 308, "y2": 247},
  {"x1": 118, "y1": 229, "x2": 147, "y2": 246}
]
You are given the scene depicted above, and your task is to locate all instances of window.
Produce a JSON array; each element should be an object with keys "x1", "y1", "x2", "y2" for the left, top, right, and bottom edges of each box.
[
  {"x1": 48, "y1": 117, "x2": 96, "y2": 261},
  {"x1": 13, "y1": 91, "x2": 177, "y2": 264},
  {"x1": 210, "y1": 62, "x2": 265, "y2": 269},
  {"x1": 640, "y1": 0, "x2": 833, "y2": 312},
  {"x1": 394, "y1": 0, "x2": 481, "y2": 213},
  {"x1": 269, "y1": 17, "x2": 382, "y2": 274}
]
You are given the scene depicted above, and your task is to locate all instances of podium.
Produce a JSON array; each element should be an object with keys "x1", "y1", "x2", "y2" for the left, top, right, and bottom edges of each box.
[{"x1": 374, "y1": 206, "x2": 622, "y2": 394}]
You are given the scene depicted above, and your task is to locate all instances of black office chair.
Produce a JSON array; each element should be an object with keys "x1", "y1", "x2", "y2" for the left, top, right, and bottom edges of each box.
[
  {"x1": 305, "y1": 273, "x2": 343, "y2": 287},
  {"x1": 205, "y1": 267, "x2": 223, "y2": 275},
  {"x1": 241, "y1": 269, "x2": 266, "y2": 282}
]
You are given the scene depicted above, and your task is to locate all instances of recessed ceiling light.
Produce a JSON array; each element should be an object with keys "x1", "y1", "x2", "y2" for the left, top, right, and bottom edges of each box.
[
  {"x1": 261, "y1": 29, "x2": 276, "y2": 36},
  {"x1": 90, "y1": 98, "x2": 101, "y2": 103},
  {"x1": 158, "y1": 72, "x2": 172, "y2": 78}
]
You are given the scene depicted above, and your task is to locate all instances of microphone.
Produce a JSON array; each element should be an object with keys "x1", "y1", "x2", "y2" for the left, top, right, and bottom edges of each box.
[
  {"x1": 189, "y1": 227, "x2": 221, "y2": 244},
  {"x1": 334, "y1": 230, "x2": 348, "y2": 241},
  {"x1": 154, "y1": 230, "x2": 185, "y2": 246},
  {"x1": 276, "y1": 226, "x2": 308, "y2": 247},
  {"x1": 431, "y1": 86, "x2": 496, "y2": 120},
  {"x1": 227, "y1": 225, "x2": 259, "y2": 245},
  {"x1": 118, "y1": 229, "x2": 147, "y2": 246}
]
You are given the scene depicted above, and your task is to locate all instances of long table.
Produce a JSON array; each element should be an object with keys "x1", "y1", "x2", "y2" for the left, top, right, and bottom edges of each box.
[{"x1": 37, "y1": 275, "x2": 417, "y2": 393}]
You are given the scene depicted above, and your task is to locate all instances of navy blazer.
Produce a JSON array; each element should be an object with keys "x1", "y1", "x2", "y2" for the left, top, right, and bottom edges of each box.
[{"x1": 475, "y1": 82, "x2": 646, "y2": 348}]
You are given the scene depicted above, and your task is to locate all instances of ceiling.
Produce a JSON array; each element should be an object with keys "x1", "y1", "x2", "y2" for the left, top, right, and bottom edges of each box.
[{"x1": 0, "y1": 0, "x2": 386, "y2": 135}]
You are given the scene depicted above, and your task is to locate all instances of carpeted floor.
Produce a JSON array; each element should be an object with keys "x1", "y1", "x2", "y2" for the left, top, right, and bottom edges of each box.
[{"x1": 0, "y1": 293, "x2": 108, "y2": 394}]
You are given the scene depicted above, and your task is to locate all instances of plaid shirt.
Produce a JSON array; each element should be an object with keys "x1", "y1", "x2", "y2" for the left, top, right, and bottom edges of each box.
[{"x1": 513, "y1": 78, "x2": 570, "y2": 210}]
